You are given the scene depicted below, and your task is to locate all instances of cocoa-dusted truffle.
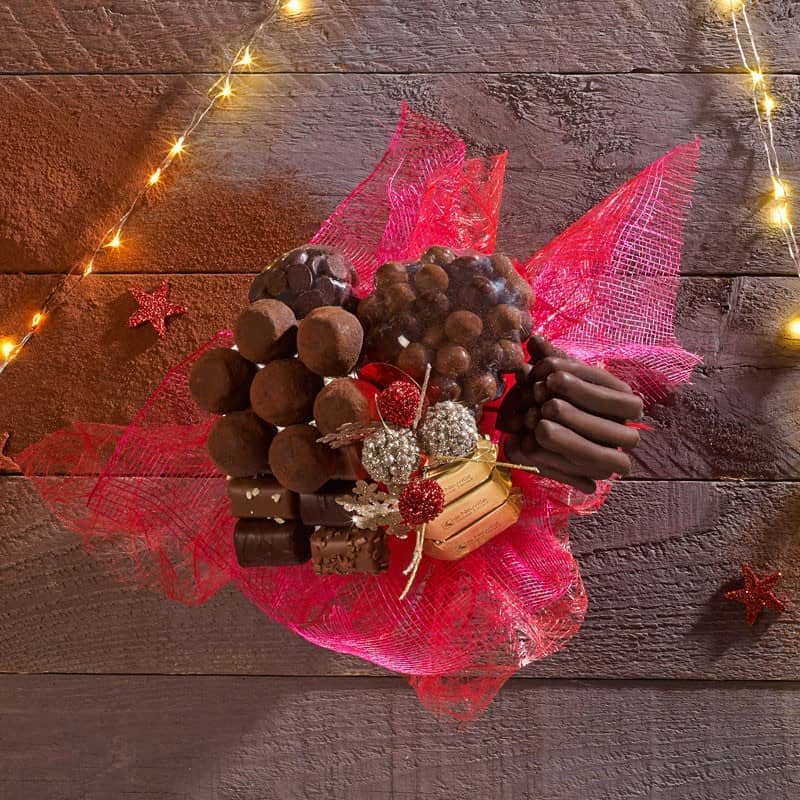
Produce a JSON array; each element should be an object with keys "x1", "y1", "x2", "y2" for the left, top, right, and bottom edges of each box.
[
  {"x1": 463, "y1": 371, "x2": 498, "y2": 406},
  {"x1": 207, "y1": 410, "x2": 276, "y2": 477},
  {"x1": 435, "y1": 344, "x2": 470, "y2": 377},
  {"x1": 234, "y1": 299, "x2": 297, "y2": 364},
  {"x1": 268, "y1": 424, "x2": 335, "y2": 494},
  {"x1": 313, "y1": 378, "x2": 375, "y2": 435},
  {"x1": 356, "y1": 294, "x2": 384, "y2": 328},
  {"x1": 421, "y1": 324, "x2": 445, "y2": 349},
  {"x1": 384, "y1": 282, "x2": 417, "y2": 314},
  {"x1": 397, "y1": 343, "x2": 432, "y2": 381},
  {"x1": 430, "y1": 374, "x2": 462, "y2": 401},
  {"x1": 374, "y1": 261, "x2": 409, "y2": 289},
  {"x1": 189, "y1": 347, "x2": 255, "y2": 414},
  {"x1": 413, "y1": 263, "x2": 449, "y2": 297},
  {"x1": 445, "y1": 310, "x2": 483, "y2": 345},
  {"x1": 488, "y1": 304, "x2": 522, "y2": 338},
  {"x1": 421, "y1": 245, "x2": 457, "y2": 265},
  {"x1": 250, "y1": 358, "x2": 322, "y2": 426},
  {"x1": 498, "y1": 339, "x2": 526, "y2": 371},
  {"x1": 297, "y1": 306, "x2": 364, "y2": 377}
]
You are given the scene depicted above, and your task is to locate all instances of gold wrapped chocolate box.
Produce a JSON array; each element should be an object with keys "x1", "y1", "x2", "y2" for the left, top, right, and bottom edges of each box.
[{"x1": 424, "y1": 452, "x2": 521, "y2": 561}]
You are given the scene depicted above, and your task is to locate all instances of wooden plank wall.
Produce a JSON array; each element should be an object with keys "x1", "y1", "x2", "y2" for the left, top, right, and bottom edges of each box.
[{"x1": 1, "y1": 2, "x2": 799, "y2": 797}]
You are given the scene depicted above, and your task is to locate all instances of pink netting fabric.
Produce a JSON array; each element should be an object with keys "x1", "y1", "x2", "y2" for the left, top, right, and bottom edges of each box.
[{"x1": 18, "y1": 105, "x2": 700, "y2": 722}]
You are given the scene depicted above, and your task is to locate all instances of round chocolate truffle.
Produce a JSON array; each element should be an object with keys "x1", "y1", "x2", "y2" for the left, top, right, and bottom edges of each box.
[
  {"x1": 421, "y1": 324, "x2": 445, "y2": 349},
  {"x1": 234, "y1": 299, "x2": 297, "y2": 364},
  {"x1": 189, "y1": 347, "x2": 255, "y2": 414},
  {"x1": 498, "y1": 339, "x2": 526, "y2": 371},
  {"x1": 413, "y1": 263, "x2": 449, "y2": 297},
  {"x1": 207, "y1": 410, "x2": 276, "y2": 477},
  {"x1": 463, "y1": 372, "x2": 498, "y2": 406},
  {"x1": 269, "y1": 424, "x2": 335, "y2": 494},
  {"x1": 488, "y1": 304, "x2": 522, "y2": 337},
  {"x1": 422, "y1": 245, "x2": 457, "y2": 265},
  {"x1": 489, "y1": 253, "x2": 516, "y2": 278},
  {"x1": 430, "y1": 374, "x2": 462, "y2": 401},
  {"x1": 397, "y1": 343, "x2": 432, "y2": 381},
  {"x1": 375, "y1": 261, "x2": 409, "y2": 289},
  {"x1": 435, "y1": 344, "x2": 471, "y2": 377},
  {"x1": 297, "y1": 306, "x2": 364, "y2": 377},
  {"x1": 250, "y1": 358, "x2": 323, "y2": 426},
  {"x1": 384, "y1": 282, "x2": 417, "y2": 314},
  {"x1": 313, "y1": 378, "x2": 375, "y2": 435},
  {"x1": 445, "y1": 310, "x2": 483, "y2": 345},
  {"x1": 356, "y1": 294, "x2": 384, "y2": 328}
]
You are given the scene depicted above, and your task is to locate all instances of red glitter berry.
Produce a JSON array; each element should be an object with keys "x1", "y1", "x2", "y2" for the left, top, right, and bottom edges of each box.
[
  {"x1": 378, "y1": 380, "x2": 422, "y2": 427},
  {"x1": 399, "y1": 479, "x2": 445, "y2": 526}
]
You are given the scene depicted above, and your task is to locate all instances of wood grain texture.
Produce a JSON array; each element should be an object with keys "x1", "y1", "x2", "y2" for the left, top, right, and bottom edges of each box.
[
  {"x1": 2, "y1": 478, "x2": 797, "y2": 678},
  {"x1": 2, "y1": 275, "x2": 798, "y2": 475},
  {"x1": 3, "y1": 674, "x2": 799, "y2": 800},
  {"x1": 1, "y1": 74, "x2": 799, "y2": 278},
  {"x1": 1, "y1": 0, "x2": 799, "y2": 75}
]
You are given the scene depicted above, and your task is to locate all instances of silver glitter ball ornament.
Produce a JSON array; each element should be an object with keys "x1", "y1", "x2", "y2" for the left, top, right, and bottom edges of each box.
[
  {"x1": 418, "y1": 401, "x2": 479, "y2": 459},
  {"x1": 361, "y1": 425, "x2": 421, "y2": 485}
]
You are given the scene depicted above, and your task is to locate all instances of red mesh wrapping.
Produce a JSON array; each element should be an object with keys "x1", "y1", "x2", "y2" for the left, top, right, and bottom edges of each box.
[{"x1": 18, "y1": 104, "x2": 700, "y2": 722}]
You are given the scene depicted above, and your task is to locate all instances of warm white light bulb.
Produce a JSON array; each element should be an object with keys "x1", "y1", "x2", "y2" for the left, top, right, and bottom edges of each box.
[
  {"x1": 218, "y1": 78, "x2": 233, "y2": 98},
  {"x1": 283, "y1": 0, "x2": 304, "y2": 15},
  {"x1": 148, "y1": 168, "x2": 161, "y2": 186},
  {"x1": 787, "y1": 317, "x2": 800, "y2": 339},
  {"x1": 773, "y1": 178, "x2": 788, "y2": 200},
  {"x1": 236, "y1": 46, "x2": 253, "y2": 67},
  {"x1": 771, "y1": 203, "x2": 790, "y2": 226},
  {"x1": 170, "y1": 136, "x2": 185, "y2": 157}
]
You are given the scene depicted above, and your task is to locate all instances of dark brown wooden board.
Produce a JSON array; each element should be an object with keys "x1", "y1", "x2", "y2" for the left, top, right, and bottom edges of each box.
[
  {"x1": 2, "y1": 478, "x2": 797, "y2": 679},
  {"x1": 1, "y1": 0, "x2": 799, "y2": 75},
  {"x1": 3, "y1": 674, "x2": 799, "y2": 799},
  {"x1": 1, "y1": 74, "x2": 799, "y2": 278}
]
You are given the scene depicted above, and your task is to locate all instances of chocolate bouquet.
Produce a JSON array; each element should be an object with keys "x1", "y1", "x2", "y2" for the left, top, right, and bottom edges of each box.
[{"x1": 19, "y1": 105, "x2": 701, "y2": 721}]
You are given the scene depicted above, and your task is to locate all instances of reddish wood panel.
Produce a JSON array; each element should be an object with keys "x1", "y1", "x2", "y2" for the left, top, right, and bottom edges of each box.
[
  {"x1": 3, "y1": 674, "x2": 799, "y2": 799},
  {"x1": 0, "y1": 0, "x2": 798, "y2": 75},
  {"x1": 0, "y1": 74, "x2": 798, "y2": 278},
  {"x1": 2, "y1": 478, "x2": 796, "y2": 678}
]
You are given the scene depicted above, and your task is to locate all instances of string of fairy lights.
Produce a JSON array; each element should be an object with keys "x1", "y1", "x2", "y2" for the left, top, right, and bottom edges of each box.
[
  {"x1": 723, "y1": 0, "x2": 799, "y2": 281},
  {"x1": 0, "y1": 0, "x2": 306, "y2": 377}
]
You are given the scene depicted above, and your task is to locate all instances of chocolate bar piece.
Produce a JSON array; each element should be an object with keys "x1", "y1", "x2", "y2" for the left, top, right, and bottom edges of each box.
[
  {"x1": 299, "y1": 481, "x2": 354, "y2": 527},
  {"x1": 423, "y1": 491, "x2": 521, "y2": 561},
  {"x1": 310, "y1": 526, "x2": 389, "y2": 575},
  {"x1": 227, "y1": 476, "x2": 299, "y2": 519},
  {"x1": 233, "y1": 518, "x2": 312, "y2": 567},
  {"x1": 425, "y1": 468, "x2": 510, "y2": 542}
]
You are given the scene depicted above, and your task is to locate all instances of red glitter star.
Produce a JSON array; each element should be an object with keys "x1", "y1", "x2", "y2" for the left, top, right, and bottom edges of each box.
[
  {"x1": 0, "y1": 432, "x2": 20, "y2": 472},
  {"x1": 127, "y1": 280, "x2": 187, "y2": 338},
  {"x1": 725, "y1": 563, "x2": 787, "y2": 625}
]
